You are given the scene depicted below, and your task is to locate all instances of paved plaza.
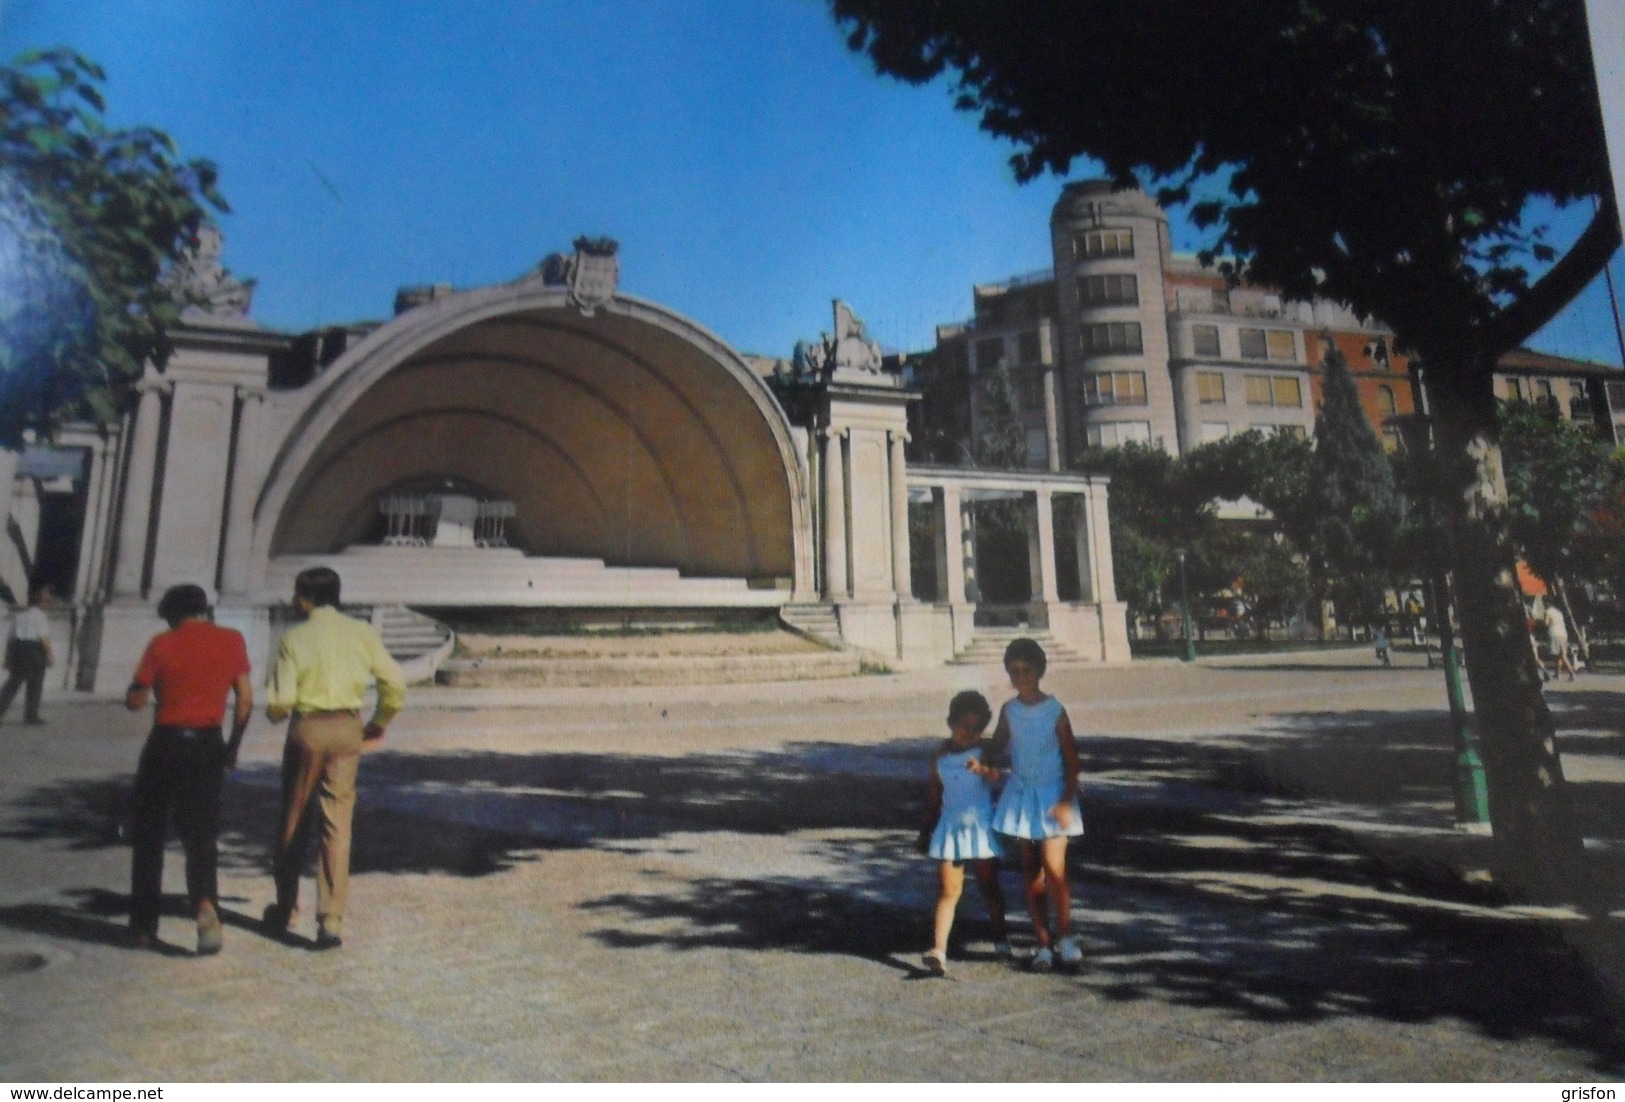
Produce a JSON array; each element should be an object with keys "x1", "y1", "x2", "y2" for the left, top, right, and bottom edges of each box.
[{"x1": 2, "y1": 650, "x2": 1625, "y2": 1081}]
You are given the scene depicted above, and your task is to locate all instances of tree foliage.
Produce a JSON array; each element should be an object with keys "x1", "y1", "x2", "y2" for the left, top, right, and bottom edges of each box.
[
  {"x1": 971, "y1": 363, "x2": 1030, "y2": 469},
  {"x1": 1075, "y1": 437, "x2": 1311, "y2": 629},
  {"x1": 1310, "y1": 344, "x2": 1406, "y2": 624},
  {"x1": 833, "y1": 0, "x2": 1618, "y2": 900},
  {"x1": 1500, "y1": 401, "x2": 1620, "y2": 593},
  {"x1": 0, "y1": 48, "x2": 227, "y2": 442}
]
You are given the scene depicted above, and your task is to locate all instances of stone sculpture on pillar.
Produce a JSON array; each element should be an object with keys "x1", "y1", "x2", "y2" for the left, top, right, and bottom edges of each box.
[
  {"x1": 793, "y1": 300, "x2": 895, "y2": 384},
  {"x1": 162, "y1": 223, "x2": 256, "y2": 318}
]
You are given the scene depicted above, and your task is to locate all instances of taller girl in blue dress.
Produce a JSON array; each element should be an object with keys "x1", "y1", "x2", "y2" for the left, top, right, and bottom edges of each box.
[{"x1": 988, "y1": 638, "x2": 1084, "y2": 972}]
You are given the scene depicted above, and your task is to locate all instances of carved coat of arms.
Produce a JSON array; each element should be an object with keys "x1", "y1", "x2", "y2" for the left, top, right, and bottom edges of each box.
[{"x1": 540, "y1": 236, "x2": 620, "y2": 316}]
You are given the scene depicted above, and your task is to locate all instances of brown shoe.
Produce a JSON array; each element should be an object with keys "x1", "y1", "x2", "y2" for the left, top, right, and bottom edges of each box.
[{"x1": 315, "y1": 916, "x2": 343, "y2": 951}]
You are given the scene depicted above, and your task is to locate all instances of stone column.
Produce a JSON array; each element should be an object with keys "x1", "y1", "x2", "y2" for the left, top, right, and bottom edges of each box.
[
  {"x1": 111, "y1": 375, "x2": 168, "y2": 598},
  {"x1": 933, "y1": 486, "x2": 962, "y2": 603},
  {"x1": 1027, "y1": 488, "x2": 1059, "y2": 604},
  {"x1": 821, "y1": 427, "x2": 848, "y2": 600},
  {"x1": 1042, "y1": 367, "x2": 1062, "y2": 473},
  {"x1": 937, "y1": 483, "x2": 976, "y2": 653},
  {"x1": 219, "y1": 386, "x2": 267, "y2": 598},
  {"x1": 888, "y1": 430, "x2": 911, "y2": 600},
  {"x1": 148, "y1": 379, "x2": 237, "y2": 594},
  {"x1": 961, "y1": 498, "x2": 980, "y2": 603},
  {"x1": 71, "y1": 434, "x2": 112, "y2": 604},
  {"x1": 1084, "y1": 482, "x2": 1118, "y2": 603}
]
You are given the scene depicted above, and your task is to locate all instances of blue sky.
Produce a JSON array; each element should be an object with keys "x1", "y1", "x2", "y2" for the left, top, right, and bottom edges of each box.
[{"x1": 3, "y1": 0, "x2": 1623, "y2": 366}]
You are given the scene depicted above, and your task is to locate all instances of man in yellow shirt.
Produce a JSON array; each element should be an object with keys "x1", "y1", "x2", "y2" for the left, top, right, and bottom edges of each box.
[{"x1": 263, "y1": 567, "x2": 405, "y2": 949}]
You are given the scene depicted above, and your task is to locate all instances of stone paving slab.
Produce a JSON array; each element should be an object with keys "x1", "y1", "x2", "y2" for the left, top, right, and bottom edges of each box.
[{"x1": 2, "y1": 654, "x2": 1624, "y2": 1081}]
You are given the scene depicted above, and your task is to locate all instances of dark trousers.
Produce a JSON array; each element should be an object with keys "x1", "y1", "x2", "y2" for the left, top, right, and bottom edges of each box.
[
  {"x1": 0, "y1": 640, "x2": 47, "y2": 721},
  {"x1": 129, "y1": 726, "x2": 225, "y2": 936}
]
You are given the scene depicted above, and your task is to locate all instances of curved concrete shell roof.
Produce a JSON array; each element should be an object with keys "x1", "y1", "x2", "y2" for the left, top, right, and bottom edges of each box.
[{"x1": 251, "y1": 277, "x2": 811, "y2": 594}]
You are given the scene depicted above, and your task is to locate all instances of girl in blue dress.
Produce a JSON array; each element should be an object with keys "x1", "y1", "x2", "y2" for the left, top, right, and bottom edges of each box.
[
  {"x1": 989, "y1": 638, "x2": 1084, "y2": 972},
  {"x1": 916, "y1": 690, "x2": 1010, "y2": 976}
]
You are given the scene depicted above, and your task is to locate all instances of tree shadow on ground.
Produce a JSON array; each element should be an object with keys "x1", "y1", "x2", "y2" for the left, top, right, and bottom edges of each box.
[{"x1": 7, "y1": 698, "x2": 1625, "y2": 1065}]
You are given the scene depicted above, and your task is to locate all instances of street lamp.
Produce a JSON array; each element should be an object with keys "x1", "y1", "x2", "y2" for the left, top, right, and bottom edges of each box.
[
  {"x1": 1402, "y1": 365, "x2": 1490, "y2": 827},
  {"x1": 1176, "y1": 548, "x2": 1196, "y2": 662}
]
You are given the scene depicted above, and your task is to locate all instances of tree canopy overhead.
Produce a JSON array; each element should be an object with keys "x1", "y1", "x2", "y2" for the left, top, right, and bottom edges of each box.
[
  {"x1": 834, "y1": 0, "x2": 1617, "y2": 371},
  {"x1": 0, "y1": 48, "x2": 227, "y2": 442},
  {"x1": 834, "y1": 0, "x2": 1621, "y2": 900}
]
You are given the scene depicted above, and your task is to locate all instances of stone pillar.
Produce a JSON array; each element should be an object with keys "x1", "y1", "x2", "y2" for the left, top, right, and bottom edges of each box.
[
  {"x1": 71, "y1": 434, "x2": 113, "y2": 604},
  {"x1": 1073, "y1": 492, "x2": 1095, "y2": 603},
  {"x1": 1042, "y1": 367, "x2": 1062, "y2": 473},
  {"x1": 821, "y1": 427, "x2": 848, "y2": 600},
  {"x1": 149, "y1": 379, "x2": 237, "y2": 594},
  {"x1": 888, "y1": 430, "x2": 911, "y2": 600},
  {"x1": 935, "y1": 483, "x2": 975, "y2": 653},
  {"x1": 1028, "y1": 488, "x2": 1059, "y2": 603},
  {"x1": 1084, "y1": 483, "x2": 1118, "y2": 603},
  {"x1": 1085, "y1": 480, "x2": 1132, "y2": 661},
  {"x1": 111, "y1": 375, "x2": 168, "y2": 598},
  {"x1": 933, "y1": 486, "x2": 961, "y2": 603},
  {"x1": 961, "y1": 499, "x2": 980, "y2": 603},
  {"x1": 219, "y1": 387, "x2": 267, "y2": 598},
  {"x1": 1026, "y1": 488, "x2": 1058, "y2": 631}
]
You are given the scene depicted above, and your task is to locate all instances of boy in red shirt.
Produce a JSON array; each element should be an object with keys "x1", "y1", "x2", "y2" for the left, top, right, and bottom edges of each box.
[{"x1": 126, "y1": 584, "x2": 253, "y2": 954}]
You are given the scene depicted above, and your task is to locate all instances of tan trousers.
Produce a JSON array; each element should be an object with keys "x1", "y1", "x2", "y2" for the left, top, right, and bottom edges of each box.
[{"x1": 273, "y1": 712, "x2": 364, "y2": 922}]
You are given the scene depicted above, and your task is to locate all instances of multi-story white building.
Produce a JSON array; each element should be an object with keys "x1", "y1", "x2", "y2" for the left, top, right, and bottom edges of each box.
[{"x1": 917, "y1": 180, "x2": 1625, "y2": 466}]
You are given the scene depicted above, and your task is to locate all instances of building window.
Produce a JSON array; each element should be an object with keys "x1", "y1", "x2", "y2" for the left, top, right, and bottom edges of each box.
[
  {"x1": 1240, "y1": 327, "x2": 1295, "y2": 361},
  {"x1": 1085, "y1": 421, "x2": 1152, "y2": 447},
  {"x1": 1017, "y1": 329, "x2": 1042, "y2": 364},
  {"x1": 1080, "y1": 371, "x2": 1148, "y2": 407},
  {"x1": 1245, "y1": 374, "x2": 1303, "y2": 407},
  {"x1": 1375, "y1": 385, "x2": 1397, "y2": 417},
  {"x1": 1191, "y1": 324, "x2": 1221, "y2": 357},
  {"x1": 1081, "y1": 321, "x2": 1143, "y2": 356},
  {"x1": 974, "y1": 337, "x2": 1005, "y2": 373},
  {"x1": 1274, "y1": 424, "x2": 1308, "y2": 440},
  {"x1": 1532, "y1": 378, "x2": 1560, "y2": 414},
  {"x1": 1197, "y1": 371, "x2": 1226, "y2": 404},
  {"x1": 1018, "y1": 372, "x2": 1045, "y2": 413},
  {"x1": 1079, "y1": 273, "x2": 1138, "y2": 306},
  {"x1": 1607, "y1": 380, "x2": 1625, "y2": 411},
  {"x1": 1073, "y1": 228, "x2": 1134, "y2": 259},
  {"x1": 1200, "y1": 421, "x2": 1229, "y2": 444},
  {"x1": 1025, "y1": 427, "x2": 1049, "y2": 465},
  {"x1": 1570, "y1": 388, "x2": 1594, "y2": 421},
  {"x1": 1500, "y1": 376, "x2": 1525, "y2": 402}
]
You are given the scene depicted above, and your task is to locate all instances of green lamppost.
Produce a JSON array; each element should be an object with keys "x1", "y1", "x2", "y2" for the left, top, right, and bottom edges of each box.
[
  {"x1": 1400, "y1": 370, "x2": 1490, "y2": 827},
  {"x1": 1176, "y1": 548, "x2": 1196, "y2": 662}
]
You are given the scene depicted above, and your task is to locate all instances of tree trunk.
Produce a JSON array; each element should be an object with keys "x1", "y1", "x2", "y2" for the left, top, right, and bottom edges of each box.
[{"x1": 1424, "y1": 367, "x2": 1589, "y2": 904}]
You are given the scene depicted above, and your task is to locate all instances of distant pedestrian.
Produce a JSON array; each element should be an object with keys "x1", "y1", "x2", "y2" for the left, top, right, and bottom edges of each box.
[
  {"x1": 916, "y1": 690, "x2": 1009, "y2": 976},
  {"x1": 126, "y1": 584, "x2": 253, "y2": 953},
  {"x1": 263, "y1": 567, "x2": 405, "y2": 949},
  {"x1": 0, "y1": 585, "x2": 53, "y2": 725},
  {"x1": 1544, "y1": 604, "x2": 1577, "y2": 681},
  {"x1": 988, "y1": 638, "x2": 1084, "y2": 972},
  {"x1": 1373, "y1": 627, "x2": 1392, "y2": 668}
]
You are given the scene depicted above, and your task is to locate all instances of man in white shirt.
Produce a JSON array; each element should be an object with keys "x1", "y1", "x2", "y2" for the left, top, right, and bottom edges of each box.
[{"x1": 0, "y1": 585, "x2": 53, "y2": 725}]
